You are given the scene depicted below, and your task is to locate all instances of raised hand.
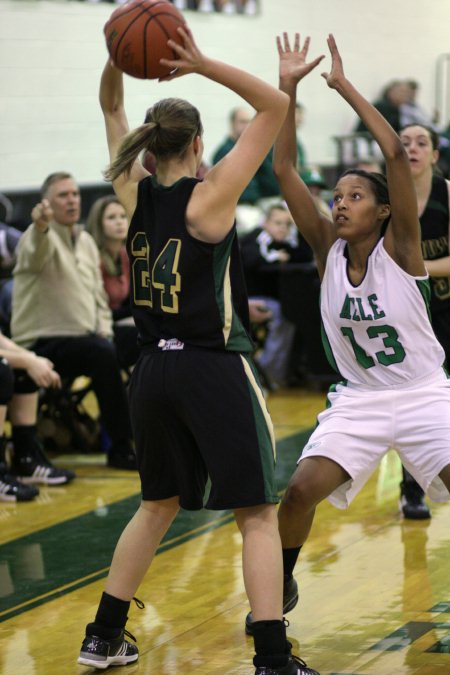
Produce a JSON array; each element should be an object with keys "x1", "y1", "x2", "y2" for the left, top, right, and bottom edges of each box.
[
  {"x1": 321, "y1": 34, "x2": 346, "y2": 90},
  {"x1": 159, "y1": 25, "x2": 206, "y2": 81},
  {"x1": 277, "y1": 33, "x2": 324, "y2": 84},
  {"x1": 31, "y1": 199, "x2": 53, "y2": 233}
]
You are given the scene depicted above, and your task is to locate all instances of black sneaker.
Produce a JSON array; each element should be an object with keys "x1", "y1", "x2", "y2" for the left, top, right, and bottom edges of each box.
[
  {"x1": 77, "y1": 629, "x2": 139, "y2": 669},
  {"x1": 400, "y1": 481, "x2": 431, "y2": 520},
  {"x1": 246, "y1": 576, "x2": 299, "y2": 636},
  {"x1": 11, "y1": 452, "x2": 75, "y2": 485},
  {"x1": 255, "y1": 654, "x2": 320, "y2": 674},
  {"x1": 0, "y1": 471, "x2": 39, "y2": 502}
]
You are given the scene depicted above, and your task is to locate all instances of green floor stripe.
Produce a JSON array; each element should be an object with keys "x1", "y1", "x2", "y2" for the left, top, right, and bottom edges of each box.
[
  {"x1": 0, "y1": 428, "x2": 311, "y2": 622},
  {"x1": 369, "y1": 622, "x2": 435, "y2": 651},
  {"x1": 431, "y1": 602, "x2": 450, "y2": 613}
]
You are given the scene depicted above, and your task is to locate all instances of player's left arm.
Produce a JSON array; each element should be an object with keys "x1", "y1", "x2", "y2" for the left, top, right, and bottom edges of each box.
[
  {"x1": 322, "y1": 35, "x2": 424, "y2": 276},
  {"x1": 423, "y1": 179, "x2": 450, "y2": 276}
]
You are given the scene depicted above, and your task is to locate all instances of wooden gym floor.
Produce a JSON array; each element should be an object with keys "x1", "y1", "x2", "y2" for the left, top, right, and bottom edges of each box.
[{"x1": 0, "y1": 387, "x2": 449, "y2": 674}]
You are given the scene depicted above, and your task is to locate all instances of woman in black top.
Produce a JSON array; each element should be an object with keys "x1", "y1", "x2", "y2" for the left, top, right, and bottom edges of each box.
[
  {"x1": 77, "y1": 25, "x2": 320, "y2": 675},
  {"x1": 397, "y1": 123, "x2": 450, "y2": 519}
]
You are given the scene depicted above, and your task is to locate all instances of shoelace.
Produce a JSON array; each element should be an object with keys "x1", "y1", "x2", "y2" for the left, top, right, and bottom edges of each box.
[
  {"x1": 123, "y1": 597, "x2": 145, "y2": 642},
  {"x1": 292, "y1": 655, "x2": 308, "y2": 666},
  {"x1": 123, "y1": 628, "x2": 137, "y2": 643},
  {"x1": 132, "y1": 596, "x2": 145, "y2": 609},
  {"x1": 117, "y1": 598, "x2": 144, "y2": 644},
  {"x1": 286, "y1": 642, "x2": 311, "y2": 669},
  {"x1": 290, "y1": 654, "x2": 318, "y2": 674}
]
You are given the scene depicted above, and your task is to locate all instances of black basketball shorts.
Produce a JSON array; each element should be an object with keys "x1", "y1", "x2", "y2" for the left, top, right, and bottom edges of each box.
[{"x1": 128, "y1": 348, "x2": 279, "y2": 510}]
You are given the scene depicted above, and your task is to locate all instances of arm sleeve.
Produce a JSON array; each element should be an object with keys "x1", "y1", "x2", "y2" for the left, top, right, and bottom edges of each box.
[
  {"x1": 88, "y1": 238, "x2": 113, "y2": 337},
  {"x1": 14, "y1": 225, "x2": 55, "y2": 273}
]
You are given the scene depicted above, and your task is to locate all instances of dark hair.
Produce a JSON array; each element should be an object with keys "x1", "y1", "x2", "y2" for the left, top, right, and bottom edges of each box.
[
  {"x1": 40, "y1": 172, "x2": 74, "y2": 199},
  {"x1": 105, "y1": 98, "x2": 203, "y2": 182},
  {"x1": 381, "y1": 80, "x2": 402, "y2": 99},
  {"x1": 399, "y1": 123, "x2": 440, "y2": 151},
  {"x1": 85, "y1": 195, "x2": 124, "y2": 249},
  {"x1": 339, "y1": 168, "x2": 391, "y2": 234}
]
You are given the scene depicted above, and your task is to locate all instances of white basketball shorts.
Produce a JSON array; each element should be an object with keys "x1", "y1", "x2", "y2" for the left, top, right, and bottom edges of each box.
[{"x1": 299, "y1": 369, "x2": 450, "y2": 509}]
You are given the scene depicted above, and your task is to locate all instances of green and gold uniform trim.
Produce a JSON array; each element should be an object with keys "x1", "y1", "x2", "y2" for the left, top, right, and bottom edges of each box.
[
  {"x1": 416, "y1": 277, "x2": 433, "y2": 324},
  {"x1": 241, "y1": 354, "x2": 278, "y2": 502},
  {"x1": 213, "y1": 231, "x2": 252, "y2": 352}
]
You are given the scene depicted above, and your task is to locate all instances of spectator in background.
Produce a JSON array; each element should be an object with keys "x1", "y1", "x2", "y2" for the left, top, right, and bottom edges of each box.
[
  {"x1": 11, "y1": 172, "x2": 136, "y2": 470},
  {"x1": 0, "y1": 331, "x2": 75, "y2": 499},
  {"x1": 400, "y1": 80, "x2": 436, "y2": 129},
  {"x1": 172, "y1": 0, "x2": 258, "y2": 14},
  {"x1": 300, "y1": 167, "x2": 332, "y2": 220},
  {"x1": 212, "y1": 107, "x2": 281, "y2": 232},
  {"x1": 86, "y1": 195, "x2": 140, "y2": 371},
  {"x1": 355, "y1": 158, "x2": 383, "y2": 173},
  {"x1": 212, "y1": 107, "x2": 263, "y2": 205},
  {"x1": 0, "y1": 221, "x2": 22, "y2": 333},
  {"x1": 356, "y1": 80, "x2": 410, "y2": 134},
  {"x1": 240, "y1": 202, "x2": 309, "y2": 388},
  {"x1": 397, "y1": 122, "x2": 450, "y2": 519}
]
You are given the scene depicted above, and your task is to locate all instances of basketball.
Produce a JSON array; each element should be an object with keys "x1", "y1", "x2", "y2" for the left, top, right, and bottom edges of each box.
[{"x1": 104, "y1": 0, "x2": 186, "y2": 80}]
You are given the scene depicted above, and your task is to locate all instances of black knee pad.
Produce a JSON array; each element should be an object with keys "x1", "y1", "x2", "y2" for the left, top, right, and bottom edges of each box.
[
  {"x1": 13, "y1": 369, "x2": 39, "y2": 395},
  {"x1": 0, "y1": 358, "x2": 14, "y2": 404}
]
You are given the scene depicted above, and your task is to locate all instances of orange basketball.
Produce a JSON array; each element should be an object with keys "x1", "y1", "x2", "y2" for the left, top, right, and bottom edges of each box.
[{"x1": 104, "y1": 0, "x2": 186, "y2": 80}]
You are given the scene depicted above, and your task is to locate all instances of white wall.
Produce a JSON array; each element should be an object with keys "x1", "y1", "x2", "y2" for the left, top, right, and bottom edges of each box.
[{"x1": 1, "y1": 0, "x2": 449, "y2": 190}]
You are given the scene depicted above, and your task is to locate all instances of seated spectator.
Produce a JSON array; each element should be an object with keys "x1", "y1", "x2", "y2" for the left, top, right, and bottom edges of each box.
[
  {"x1": 11, "y1": 172, "x2": 136, "y2": 470},
  {"x1": 212, "y1": 107, "x2": 281, "y2": 233},
  {"x1": 0, "y1": 331, "x2": 75, "y2": 501},
  {"x1": 0, "y1": 220, "x2": 22, "y2": 333},
  {"x1": 240, "y1": 202, "x2": 310, "y2": 388},
  {"x1": 212, "y1": 106, "x2": 263, "y2": 206},
  {"x1": 300, "y1": 167, "x2": 332, "y2": 220},
  {"x1": 85, "y1": 195, "x2": 140, "y2": 371},
  {"x1": 356, "y1": 80, "x2": 410, "y2": 134},
  {"x1": 400, "y1": 80, "x2": 436, "y2": 129},
  {"x1": 355, "y1": 158, "x2": 383, "y2": 173}
]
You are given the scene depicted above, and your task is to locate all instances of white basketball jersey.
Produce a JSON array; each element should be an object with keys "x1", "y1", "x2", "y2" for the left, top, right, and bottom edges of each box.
[{"x1": 321, "y1": 238, "x2": 445, "y2": 387}]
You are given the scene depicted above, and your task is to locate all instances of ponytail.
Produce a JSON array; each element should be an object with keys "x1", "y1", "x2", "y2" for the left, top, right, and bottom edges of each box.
[
  {"x1": 104, "y1": 122, "x2": 158, "y2": 182},
  {"x1": 104, "y1": 97, "x2": 203, "y2": 183}
]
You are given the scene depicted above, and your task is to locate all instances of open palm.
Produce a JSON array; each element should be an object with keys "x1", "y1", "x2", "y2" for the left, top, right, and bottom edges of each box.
[
  {"x1": 321, "y1": 34, "x2": 345, "y2": 90},
  {"x1": 277, "y1": 33, "x2": 324, "y2": 82}
]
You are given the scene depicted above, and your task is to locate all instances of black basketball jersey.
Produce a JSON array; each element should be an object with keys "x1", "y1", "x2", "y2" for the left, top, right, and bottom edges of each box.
[
  {"x1": 126, "y1": 175, "x2": 253, "y2": 352},
  {"x1": 420, "y1": 174, "x2": 450, "y2": 313}
]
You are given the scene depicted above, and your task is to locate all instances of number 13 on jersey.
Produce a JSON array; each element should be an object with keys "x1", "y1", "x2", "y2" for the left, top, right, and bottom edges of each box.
[{"x1": 131, "y1": 232, "x2": 182, "y2": 314}]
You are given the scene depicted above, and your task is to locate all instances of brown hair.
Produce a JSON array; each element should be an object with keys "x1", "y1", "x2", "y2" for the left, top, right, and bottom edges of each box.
[
  {"x1": 85, "y1": 194, "x2": 124, "y2": 249},
  {"x1": 264, "y1": 201, "x2": 289, "y2": 220},
  {"x1": 40, "y1": 172, "x2": 74, "y2": 199},
  {"x1": 105, "y1": 98, "x2": 203, "y2": 182}
]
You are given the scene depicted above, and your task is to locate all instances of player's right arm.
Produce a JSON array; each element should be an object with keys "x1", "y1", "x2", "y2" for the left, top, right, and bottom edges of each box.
[
  {"x1": 273, "y1": 33, "x2": 334, "y2": 279},
  {"x1": 161, "y1": 26, "x2": 290, "y2": 243},
  {"x1": 99, "y1": 60, "x2": 149, "y2": 220}
]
